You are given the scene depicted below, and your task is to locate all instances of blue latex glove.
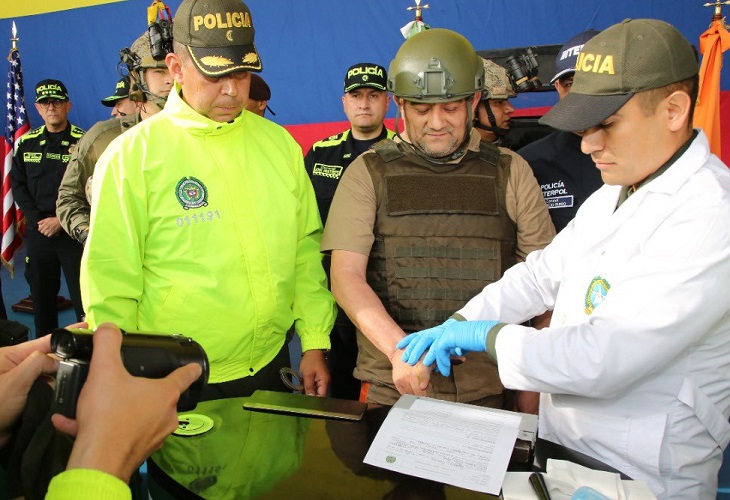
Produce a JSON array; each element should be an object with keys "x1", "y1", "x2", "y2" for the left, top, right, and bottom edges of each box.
[
  {"x1": 397, "y1": 319, "x2": 462, "y2": 372},
  {"x1": 398, "y1": 319, "x2": 499, "y2": 376},
  {"x1": 425, "y1": 320, "x2": 499, "y2": 376}
]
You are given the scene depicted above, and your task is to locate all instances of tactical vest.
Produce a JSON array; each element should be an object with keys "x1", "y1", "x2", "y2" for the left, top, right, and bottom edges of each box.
[
  {"x1": 365, "y1": 140, "x2": 516, "y2": 331},
  {"x1": 355, "y1": 140, "x2": 517, "y2": 405}
]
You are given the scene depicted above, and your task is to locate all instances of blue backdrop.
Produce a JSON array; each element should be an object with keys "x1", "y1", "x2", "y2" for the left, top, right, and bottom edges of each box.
[{"x1": 1, "y1": 0, "x2": 726, "y2": 132}]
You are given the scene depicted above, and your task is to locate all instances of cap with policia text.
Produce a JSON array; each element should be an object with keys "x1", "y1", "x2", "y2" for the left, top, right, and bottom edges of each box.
[
  {"x1": 344, "y1": 63, "x2": 388, "y2": 93},
  {"x1": 550, "y1": 29, "x2": 601, "y2": 84},
  {"x1": 101, "y1": 76, "x2": 131, "y2": 107},
  {"x1": 249, "y1": 73, "x2": 275, "y2": 115},
  {"x1": 173, "y1": 0, "x2": 262, "y2": 77},
  {"x1": 540, "y1": 19, "x2": 698, "y2": 132},
  {"x1": 35, "y1": 79, "x2": 69, "y2": 102}
]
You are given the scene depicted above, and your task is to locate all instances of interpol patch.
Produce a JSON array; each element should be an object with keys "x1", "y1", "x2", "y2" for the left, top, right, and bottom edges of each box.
[
  {"x1": 312, "y1": 163, "x2": 343, "y2": 179},
  {"x1": 176, "y1": 176, "x2": 208, "y2": 210},
  {"x1": 584, "y1": 276, "x2": 610, "y2": 314}
]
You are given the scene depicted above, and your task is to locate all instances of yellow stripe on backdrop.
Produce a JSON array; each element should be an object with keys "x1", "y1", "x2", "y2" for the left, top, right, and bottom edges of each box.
[{"x1": 0, "y1": 0, "x2": 125, "y2": 19}]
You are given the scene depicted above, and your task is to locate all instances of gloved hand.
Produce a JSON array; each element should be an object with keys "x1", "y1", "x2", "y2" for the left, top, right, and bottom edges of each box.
[
  {"x1": 397, "y1": 319, "x2": 499, "y2": 377},
  {"x1": 397, "y1": 319, "x2": 461, "y2": 373}
]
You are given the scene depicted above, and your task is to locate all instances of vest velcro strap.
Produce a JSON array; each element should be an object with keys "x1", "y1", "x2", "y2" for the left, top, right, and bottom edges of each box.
[
  {"x1": 395, "y1": 246, "x2": 496, "y2": 260},
  {"x1": 374, "y1": 140, "x2": 405, "y2": 162},
  {"x1": 477, "y1": 141, "x2": 501, "y2": 165},
  {"x1": 397, "y1": 288, "x2": 483, "y2": 301},
  {"x1": 395, "y1": 266, "x2": 496, "y2": 281}
]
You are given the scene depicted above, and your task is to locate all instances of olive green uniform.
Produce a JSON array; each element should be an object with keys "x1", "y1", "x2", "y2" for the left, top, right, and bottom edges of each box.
[{"x1": 56, "y1": 114, "x2": 139, "y2": 243}]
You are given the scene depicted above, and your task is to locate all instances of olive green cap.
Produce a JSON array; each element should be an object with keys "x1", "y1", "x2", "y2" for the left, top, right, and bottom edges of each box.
[
  {"x1": 173, "y1": 0, "x2": 262, "y2": 77},
  {"x1": 541, "y1": 19, "x2": 698, "y2": 131}
]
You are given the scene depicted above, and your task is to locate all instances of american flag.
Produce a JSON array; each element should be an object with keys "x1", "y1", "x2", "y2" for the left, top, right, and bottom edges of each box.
[{"x1": 1, "y1": 40, "x2": 28, "y2": 275}]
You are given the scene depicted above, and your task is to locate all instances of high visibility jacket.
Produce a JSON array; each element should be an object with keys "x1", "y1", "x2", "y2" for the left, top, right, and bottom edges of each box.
[{"x1": 82, "y1": 86, "x2": 336, "y2": 384}]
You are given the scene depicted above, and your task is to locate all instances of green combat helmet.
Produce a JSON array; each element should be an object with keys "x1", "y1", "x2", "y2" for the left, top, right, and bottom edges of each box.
[
  {"x1": 387, "y1": 28, "x2": 484, "y2": 103},
  {"x1": 481, "y1": 58, "x2": 516, "y2": 100},
  {"x1": 123, "y1": 33, "x2": 169, "y2": 108}
]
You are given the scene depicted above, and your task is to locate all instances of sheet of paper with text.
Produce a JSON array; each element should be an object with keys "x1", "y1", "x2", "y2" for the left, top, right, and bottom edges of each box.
[{"x1": 364, "y1": 395, "x2": 521, "y2": 495}]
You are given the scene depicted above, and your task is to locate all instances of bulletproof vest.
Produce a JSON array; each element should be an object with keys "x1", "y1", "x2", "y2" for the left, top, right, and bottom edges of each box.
[{"x1": 364, "y1": 140, "x2": 517, "y2": 332}]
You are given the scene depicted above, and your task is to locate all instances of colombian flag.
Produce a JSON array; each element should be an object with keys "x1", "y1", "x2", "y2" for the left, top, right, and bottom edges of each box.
[{"x1": 693, "y1": 17, "x2": 730, "y2": 159}]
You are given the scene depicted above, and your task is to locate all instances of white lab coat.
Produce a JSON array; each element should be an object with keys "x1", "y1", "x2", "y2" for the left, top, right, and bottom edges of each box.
[{"x1": 458, "y1": 132, "x2": 730, "y2": 499}]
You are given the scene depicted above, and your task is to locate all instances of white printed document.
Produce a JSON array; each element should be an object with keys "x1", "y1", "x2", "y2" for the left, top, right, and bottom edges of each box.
[{"x1": 364, "y1": 395, "x2": 521, "y2": 495}]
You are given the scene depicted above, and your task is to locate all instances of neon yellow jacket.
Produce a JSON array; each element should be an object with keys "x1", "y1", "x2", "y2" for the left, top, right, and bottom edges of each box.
[
  {"x1": 46, "y1": 469, "x2": 130, "y2": 499},
  {"x1": 81, "y1": 85, "x2": 335, "y2": 383}
]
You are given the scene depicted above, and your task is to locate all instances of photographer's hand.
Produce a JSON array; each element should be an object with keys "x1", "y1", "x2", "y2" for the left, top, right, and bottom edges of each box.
[
  {"x1": 0, "y1": 336, "x2": 57, "y2": 448},
  {"x1": 52, "y1": 323, "x2": 202, "y2": 483}
]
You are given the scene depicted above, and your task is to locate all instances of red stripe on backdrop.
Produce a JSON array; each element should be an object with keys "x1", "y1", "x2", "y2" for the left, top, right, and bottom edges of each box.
[{"x1": 287, "y1": 95, "x2": 730, "y2": 166}]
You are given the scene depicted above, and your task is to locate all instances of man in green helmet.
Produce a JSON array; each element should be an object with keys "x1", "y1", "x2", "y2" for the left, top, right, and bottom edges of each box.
[
  {"x1": 322, "y1": 28, "x2": 554, "y2": 410},
  {"x1": 56, "y1": 32, "x2": 173, "y2": 245}
]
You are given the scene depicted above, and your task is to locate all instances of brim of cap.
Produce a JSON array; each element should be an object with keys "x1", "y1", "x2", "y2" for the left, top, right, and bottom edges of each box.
[
  {"x1": 345, "y1": 82, "x2": 387, "y2": 93},
  {"x1": 539, "y1": 92, "x2": 633, "y2": 131},
  {"x1": 36, "y1": 95, "x2": 68, "y2": 102},
  {"x1": 549, "y1": 68, "x2": 575, "y2": 85},
  {"x1": 186, "y1": 44, "x2": 262, "y2": 77},
  {"x1": 100, "y1": 96, "x2": 126, "y2": 107}
]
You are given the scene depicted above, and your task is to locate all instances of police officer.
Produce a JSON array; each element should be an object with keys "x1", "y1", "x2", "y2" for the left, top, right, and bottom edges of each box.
[
  {"x1": 322, "y1": 30, "x2": 554, "y2": 409},
  {"x1": 56, "y1": 33, "x2": 173, "y2": 245},
  {"x1": 11, "y1": 79, "x2": 85, "y2": 337},
  {"x1": 246, "y1": 73, "x2": 275, "y2": 117},
  {"x1": 304, "y1": 62, "x2": 394, "y2": 399},
  {"x1": 474, "y1": 58, "x2": 516, "y2": 147},
  {"x1": 517, "y1": 29, "x2": 603, "y2": 232},
  {"x1": 100, "y1": 75, "x2": 137, "y2": 118}
]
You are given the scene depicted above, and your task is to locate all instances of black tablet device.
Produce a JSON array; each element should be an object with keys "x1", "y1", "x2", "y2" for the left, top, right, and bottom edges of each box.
[{"x1": 242, "y1": 390, "x2": 367, "y2": 421}]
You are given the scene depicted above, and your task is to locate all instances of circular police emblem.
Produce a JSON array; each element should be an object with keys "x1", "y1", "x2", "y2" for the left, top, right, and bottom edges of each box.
[
  {"x1": 176, "y1": 176, "x2": 208, "y2": 210},
  {"x1": 173, "y1": 414, "x2": 215, "y2": 437},
  {"x1": 362, "y1": 75, "x2": 369, "y2": 82},
  {"x1": 584, "y1": 276, "x2": 610, "y2": 315},
  {"x1": 386, "y1": 456, "x2": 396, "y2": 464}
]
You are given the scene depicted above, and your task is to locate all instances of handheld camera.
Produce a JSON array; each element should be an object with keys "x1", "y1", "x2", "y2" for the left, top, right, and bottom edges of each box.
[
  {"x1": 505, "y1": 47, "x2": 541, "y2": 92},
  {"x1": 51, "y1": 328, "x2": 209, "y2": 418}
]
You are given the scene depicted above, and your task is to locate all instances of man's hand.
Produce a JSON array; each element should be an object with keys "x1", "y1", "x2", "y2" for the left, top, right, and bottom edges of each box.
[
  {"x1": 398, "y1": 320, "x2": 500, "y2": 377},
  {"x1": 38, "y1": 216, "x2": 62, "y2": 237},
  {"x1": 299, "y1": 350, "x2": 330, "y2": 396},
  {"x1": 52, "y1": 323, "x2": 202, "y2": 483},
  {"x1": 391, "y1": 351, "x2": 431, "y2": 396},
  {"x1": 0, "y1": 336, "x2": 57, "y2": 448}
]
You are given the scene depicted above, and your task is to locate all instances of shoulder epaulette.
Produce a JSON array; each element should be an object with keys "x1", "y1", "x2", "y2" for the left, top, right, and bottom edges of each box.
[
  {"x1": 19, "y1": 125, "x2": 45, "y2": 142},
  {"x1": 312, "y1": 129, "x2": 350, "y2": 149},
  {"x1": 70, "y1": 124, "x2": 85, "y2": 138},
  {"x1": 373, "y1": 139, "x2": 403, "y2": 162}
]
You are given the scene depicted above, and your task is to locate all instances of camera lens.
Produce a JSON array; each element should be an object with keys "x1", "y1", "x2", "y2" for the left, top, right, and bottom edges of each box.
[{"x1": 51, "y1": 329, "x2": 94, "y2": 359}]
